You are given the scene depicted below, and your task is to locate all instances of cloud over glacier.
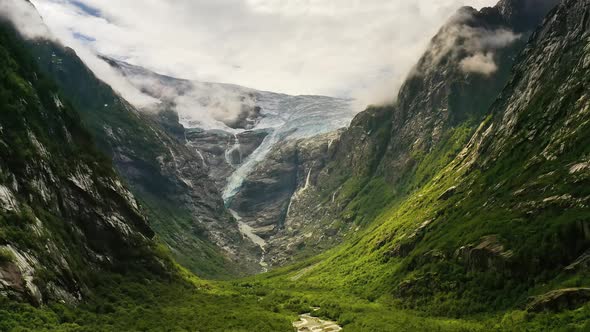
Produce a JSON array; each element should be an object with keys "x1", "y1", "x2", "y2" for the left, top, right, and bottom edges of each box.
[{"x1": 30, "y1": 0, "x2": 497, "y2": 108}]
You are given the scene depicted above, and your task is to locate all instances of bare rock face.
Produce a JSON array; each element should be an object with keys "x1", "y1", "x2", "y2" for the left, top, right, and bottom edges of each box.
[
  {"x1": 496, "y1": 0, "x2": 561, "y2": 32},
  {"x1": 527, "y1": 288, "x2": 590, "y2": 313},
  {"x1": 455, "y1": 235, "x2": 514, "y2": 272},
  {"x1": 0, "y1": 19, "x2": 162, "y2": 304},
  {"x1": 224, "y1": 105, "x2": 262, "y2": 130},
  {"x1": 230, "y1": 144, "x2": 298, "y2": 238},
  {"x1": 227, "y1": 131, "x2": 340, "y2": 266},
  {"x1": 185, "y1": 128, "x2": 268, "y2": 190},
  {"x1": 29, "y1": 37, "x2": 259, "y2": 278}
]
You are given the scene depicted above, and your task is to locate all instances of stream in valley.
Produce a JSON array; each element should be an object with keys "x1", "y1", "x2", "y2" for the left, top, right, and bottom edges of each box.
[{"x1": 293, "y1": 313, "x2": 342, "y2": 332}]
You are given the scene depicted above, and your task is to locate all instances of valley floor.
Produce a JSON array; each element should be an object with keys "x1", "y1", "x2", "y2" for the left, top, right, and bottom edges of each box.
[{"x1": 2, "y1": 260, "x2": 587, "y2": 332}]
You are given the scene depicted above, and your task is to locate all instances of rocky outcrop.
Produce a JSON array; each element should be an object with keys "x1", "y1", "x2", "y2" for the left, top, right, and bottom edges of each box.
[
  {"x1": 455, "y1": 235, "x2": 514, "y2": 272},
  {"x1": 565, "y1": 250, "x2": 590, "y2": 272},
  {"x1": 527, "y1": 288, "x2": 590, "y2": 313},
  {"x1": 185, "y1": 128, "x2": 268, "y2": 190},
  {"x1": 230, "y1": 144, "x2": 297, "y2": 238}
]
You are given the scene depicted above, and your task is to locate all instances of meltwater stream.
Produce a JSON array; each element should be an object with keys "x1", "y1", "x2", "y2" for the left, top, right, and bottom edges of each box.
[{"x1": 229, "y1": 209, "x2": 268, "y2": 271}]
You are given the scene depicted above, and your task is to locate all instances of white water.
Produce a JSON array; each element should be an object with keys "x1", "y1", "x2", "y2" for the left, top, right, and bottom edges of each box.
[
  {"x1": 293, "y1": 313, "x2": 342, "y2": 332},
  {"x1": 229, "y1": 209, "x2": 268, "y2": 270},
  {"x1": 224, "y1": 134, "x2": 242, "y2": 167}
]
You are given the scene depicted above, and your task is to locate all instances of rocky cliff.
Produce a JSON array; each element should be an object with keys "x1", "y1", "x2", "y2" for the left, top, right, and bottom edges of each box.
[
  {"x1": 24, "y1": 8, "x2": 259, "y2": 277},
  {"x1": 0, "y1": 18, "x2": 162, "y2": 305},
  {"x1": 260, "y1": 0, "x2": 560, "y2": 267},
  {"x1": 291, "y1": 0, "x2": 590, "y2": 318}
]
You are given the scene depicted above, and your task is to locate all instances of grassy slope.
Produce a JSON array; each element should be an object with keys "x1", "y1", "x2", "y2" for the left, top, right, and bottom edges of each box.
[{"x1": 245, "y1": 5, "x2": 590, "y2": 329}]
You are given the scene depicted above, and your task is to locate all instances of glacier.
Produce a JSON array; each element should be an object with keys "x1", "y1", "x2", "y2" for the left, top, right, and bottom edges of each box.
[{"x1": 102, "y1": 58, "x2": 358, "y2": 203}]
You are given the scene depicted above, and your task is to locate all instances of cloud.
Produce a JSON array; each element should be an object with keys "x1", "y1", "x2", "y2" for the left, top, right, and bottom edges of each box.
[
  {"x1": 460, "y1": 52, "x2": 497, "y2": 75},
  {"x1": 416, "y1": 9, "x2": 521, "y2": 77},
  {"x1": 0, "y1": 0, "x2": 52, "y2": 39},
  {"x1": 69, "y1": 45, "x2": 158, "y2": 106},
  {"x1": 29, "y1": 0, "x2": 498, "y2": 110},
  {"x1": 116, "y1": 63, "x2": 258, "y2": 129},
  {"x1": 0, "y1": 0, "x2": 156, "y2": 106}
]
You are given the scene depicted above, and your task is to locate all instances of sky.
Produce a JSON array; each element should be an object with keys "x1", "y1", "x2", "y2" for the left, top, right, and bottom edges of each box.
[{"x1": 28, "y1": 0, "x2": 498, "y2": 106}]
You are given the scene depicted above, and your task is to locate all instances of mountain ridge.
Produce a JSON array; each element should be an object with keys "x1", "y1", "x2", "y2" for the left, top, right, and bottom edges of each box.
[
  {"x1": 23, "y1": 15, "x2": 260, "y2": 277},
  {"x1": 1, "y1": 0, "x2": 590, "y2": 330}
]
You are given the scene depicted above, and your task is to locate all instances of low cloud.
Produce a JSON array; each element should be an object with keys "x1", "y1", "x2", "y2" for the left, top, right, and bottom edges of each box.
[
  {"x1": 0, "y1": 0, "x2": 157, "y2": 107},
  {"x1": 460, "y1": 52, "x2": 497, "y2": 75},
  {"x1": 417, "y1": 9, "x2": 521, "y2": 77},
  {"x1": 31, "y1": 0, "x2": 498, "y2": 111},
  {"x1": 71, "y1": 47, "x2": 158, "y2": 106},
  {"x1": 0, "y1": 0, "x2": 52, "y2": 39}
]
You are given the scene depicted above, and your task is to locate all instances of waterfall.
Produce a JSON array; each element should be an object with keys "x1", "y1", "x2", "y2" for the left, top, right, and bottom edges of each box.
[{"x1": 224, "y1": 134, "x2": 242, "y2": 166}]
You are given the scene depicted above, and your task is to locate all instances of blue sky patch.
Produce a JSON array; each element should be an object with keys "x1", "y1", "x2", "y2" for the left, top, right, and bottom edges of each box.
[
  {"x1": 69, "y1": 0, "x2": 102, "y2": 18},
  {"x1": 73, "y1": 31, "x2": 96, "y2": 43}
]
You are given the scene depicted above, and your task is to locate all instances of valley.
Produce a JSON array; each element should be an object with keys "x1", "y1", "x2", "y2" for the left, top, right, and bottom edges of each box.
[{"x1": 0, "y1": 0, "x2": 589, "y2": 331}]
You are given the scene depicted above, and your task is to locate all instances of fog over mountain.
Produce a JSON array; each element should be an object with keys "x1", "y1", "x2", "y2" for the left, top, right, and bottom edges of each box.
[{"x1": 31, "y1": 0, "x2": 497, "y2": 109}]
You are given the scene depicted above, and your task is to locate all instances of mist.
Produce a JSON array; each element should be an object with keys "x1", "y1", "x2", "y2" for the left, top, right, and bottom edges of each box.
[
  {"x1": 0, "y1": 0, "x2": 52, "y2": 39},
  {"x1": 0, "y1": 0, "x2": 157, "y2": 107},
  {"x1": 31, "y1": 0, "x2": 498, "y2": 111},
  {"x1": 414, "y1": 8, "x2": 521, "y2": 79}
]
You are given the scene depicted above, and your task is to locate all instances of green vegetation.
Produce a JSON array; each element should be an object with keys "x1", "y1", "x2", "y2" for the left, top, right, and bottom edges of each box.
[
  {"x1": 0, "y1": 267, "x2": 295, "y2": 332},
  {"x1": 0, "y1": 247, "x2": 14, "y2": 263},
  {"x1": 0, "y1": 1, "x2": 589, "y2": 331}
]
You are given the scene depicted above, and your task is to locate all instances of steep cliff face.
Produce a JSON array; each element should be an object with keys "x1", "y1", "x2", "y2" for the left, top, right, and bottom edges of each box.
[
  {"x1": 0, "y1": 19, "x2": 162, "y2": 305},
  {"x1": 98, "y1": 54, "x2": 357, "y2": 270},
  {"x1": 24, "y1": 21, "x2": 258, "y2": 277},
  {"x1": 185, "y1": 127, "x2": 269, "y2": 190},
  {"x1": 291, "y1": 0, "x2": 590, "y2": 318},
  {"x1": 227, "y1": 131, "x2": 341, "y2": 265},
  {"x1": 265, "y1": 0, "x2": 559, "y2": 267}
]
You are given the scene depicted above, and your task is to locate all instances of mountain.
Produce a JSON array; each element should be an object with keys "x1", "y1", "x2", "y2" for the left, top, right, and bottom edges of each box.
[
  {"x1": 24, "y1": 28, "x2": 260, "y2": 277},
  {"x1": 2, "y1": 0, "x2": 590, "y2": 330},
  {"x1": 241, "y1": 0, "x2": 563, "y2": 267},
  {"x1": 102, "y1": 58, "x2": 356, "y2": 195},
  {"x1": 102, "y1": 57, "x2": 358, "y2": 270},
  {"x1": 256, "y1": 0, "x2": 590, "y2": 329},
  {"x1": 0, "y1": 10, "x2": 294, "y2": 332},
  {"x1": 0, "y1": 13, "x2": 159, "y2": 306}
]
